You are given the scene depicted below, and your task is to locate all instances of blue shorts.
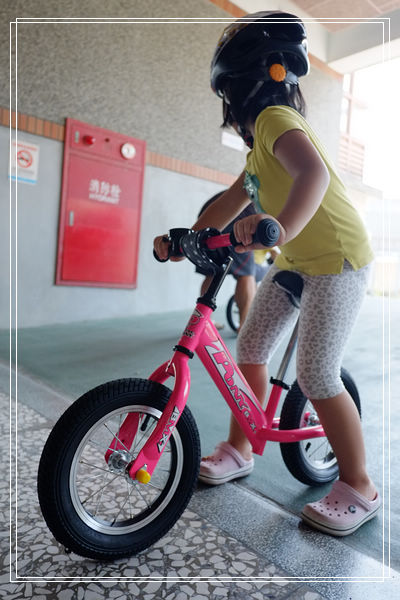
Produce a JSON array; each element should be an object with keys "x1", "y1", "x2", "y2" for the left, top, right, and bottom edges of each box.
[{"x1": 196, "y1": 250, "x2": 255, "y2": 280}]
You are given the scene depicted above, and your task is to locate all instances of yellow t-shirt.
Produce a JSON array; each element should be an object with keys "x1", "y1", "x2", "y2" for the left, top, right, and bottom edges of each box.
[
  {"x1": 244, "y1": 105, "x2": 374, "y2": 275},
  {"x1": 253, "y1": 249, "x2": 268, "y2": 264}
]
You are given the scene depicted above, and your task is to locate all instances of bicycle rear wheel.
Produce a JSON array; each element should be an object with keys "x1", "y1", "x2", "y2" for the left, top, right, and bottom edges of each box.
[
  {"x1": 37, "y1": 378, "x2": 200, "y2": 559},
  {"x1": 279, "y1": 368, "x2": 361, "y2": 486}
]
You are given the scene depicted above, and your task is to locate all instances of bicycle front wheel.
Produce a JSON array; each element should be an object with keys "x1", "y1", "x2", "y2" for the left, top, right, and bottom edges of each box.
[
  {"x1": 279, "y1": 368, "x2": 361, "y2": 486},
  {"x1": 37, "y1": 378, "x2": 200, "y2": 560}
]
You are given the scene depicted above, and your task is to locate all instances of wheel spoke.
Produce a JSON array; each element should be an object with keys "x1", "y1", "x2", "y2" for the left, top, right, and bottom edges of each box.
[
  {"x1": 79, "y1": 459, "x2": 125, "y2": 478},
  {"x1": 88, "y1": 437, "x2": 135, "y2": 455},
  {"x1": 81, "y1": 470, "x2": 111, "y2": 482},
  {"x1": 81, "y1": 472, "x2": 121, "y2": 506},
  {"x1": 127, "y1": 480, "x2": 135, "y2": 519},
  {"x1": 111, "y1": 485, "x2": 135, "y2": 525},
  {"x1": 146, "y1": 481, "x2": 164, "y2": 492},
  {"x1": 131, "y1": 417, "x2": 158, "y2": 455},
  {"x1": 103, "y1": 421, "x2": 132, "y2": 454},
  {"x1": 93, "y1": 471, "x2": 109, "y2": 516},
  {"x1": 306, "y1": 439, "x2": 333, "y2": 461},
  {"x1": 132, "y1": 482, "x2": 152, "y2": 510}
]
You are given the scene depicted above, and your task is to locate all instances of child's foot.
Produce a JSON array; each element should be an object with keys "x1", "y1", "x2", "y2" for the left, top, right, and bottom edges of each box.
[
  {"x1": 198, "y1": 441, "x2": 254, "y2": 485},
  {"x1": 301, "y1": 480, "x2": 381, "y2": 536}
]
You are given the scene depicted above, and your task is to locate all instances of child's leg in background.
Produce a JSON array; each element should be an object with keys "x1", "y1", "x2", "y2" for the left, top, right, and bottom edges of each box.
[
  {"x1": 297, "y1": 261, "x2": 377, "y2": 499},
  {"x1": 234, "y1": 274, "x2": 257, "y2": 330}
]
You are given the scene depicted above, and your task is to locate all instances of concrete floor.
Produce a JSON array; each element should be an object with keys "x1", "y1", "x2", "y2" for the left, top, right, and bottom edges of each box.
[{"x1": 1, "y1": 294, "x2": 399, "y2": 599}]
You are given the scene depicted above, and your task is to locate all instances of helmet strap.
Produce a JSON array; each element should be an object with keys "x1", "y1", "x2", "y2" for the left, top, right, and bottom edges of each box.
[
  {"x1": 241, "y1": 69, "x2": 298, "y2": 110},
  {"x1": 242, "y1": 80, "x2": 264, "y2": 108},
  {"x1": 237, "y1": 125, "x2": 254, "y2": 149}
]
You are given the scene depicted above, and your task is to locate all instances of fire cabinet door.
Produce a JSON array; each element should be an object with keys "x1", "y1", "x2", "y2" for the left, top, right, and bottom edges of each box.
[{"x1": 56, "y1": 119, "x2": 146, "y2": 288}]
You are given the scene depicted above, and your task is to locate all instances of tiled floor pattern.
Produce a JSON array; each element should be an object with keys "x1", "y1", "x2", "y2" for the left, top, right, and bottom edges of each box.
[{"x1": 1, "y1": 392, "x2": 324, "y2": 599}]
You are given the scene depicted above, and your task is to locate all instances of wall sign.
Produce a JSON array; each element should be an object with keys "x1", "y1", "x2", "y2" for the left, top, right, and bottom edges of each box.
[{"x1": 9, "y1": 139, "x2": 40, "y2": 184}]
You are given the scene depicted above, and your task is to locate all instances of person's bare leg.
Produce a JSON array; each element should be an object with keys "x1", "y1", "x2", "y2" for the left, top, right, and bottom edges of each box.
[
  {"x1": 234, "y1": 275, "x2": 257, "y2": 329},
  {"x1": 227, "y1": 363, "x2": 268, "y2": 461},
  {"x1": 200, "y1": 275, "x2": 213, "y2": 296},
  {"x1": 311, "y1": 390, "x2": 377, "y2": 500}
]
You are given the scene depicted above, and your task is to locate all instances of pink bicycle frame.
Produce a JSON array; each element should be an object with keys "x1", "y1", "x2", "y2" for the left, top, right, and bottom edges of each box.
[{"x1": 125, "y1": 301, "x2": 325, "y2": 481}]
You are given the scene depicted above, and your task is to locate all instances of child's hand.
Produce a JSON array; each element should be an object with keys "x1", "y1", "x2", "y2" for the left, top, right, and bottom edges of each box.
[
  {"x1": 153, "y1": 235, "x2": 185, "y2": 262},
  {"x1": 233, "y1": 214, "x2": 285, "y2": 251}
]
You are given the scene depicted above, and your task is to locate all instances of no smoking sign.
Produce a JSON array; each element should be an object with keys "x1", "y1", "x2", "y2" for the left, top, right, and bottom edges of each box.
[
  {"x1": 9, "y1": 140, "x2": 40, "y2": 184},
  {"x1": 17, "y1": 149, "x2": 33, "y2": 169}
]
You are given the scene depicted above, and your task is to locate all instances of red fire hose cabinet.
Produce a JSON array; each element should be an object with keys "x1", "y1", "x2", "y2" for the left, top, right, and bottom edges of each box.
[{"x1": 56, "y1": 119, "x2": 146, "y2": 288}]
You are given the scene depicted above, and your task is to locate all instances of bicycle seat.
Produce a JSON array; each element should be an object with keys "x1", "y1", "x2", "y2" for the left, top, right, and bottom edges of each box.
[{"x1": 272, "y1": 270, "x2": 303, "y2": 308}]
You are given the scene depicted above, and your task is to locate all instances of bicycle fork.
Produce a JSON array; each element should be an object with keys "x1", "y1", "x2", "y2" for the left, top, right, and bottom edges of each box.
[{"x1": 103, "y1": 304, "x2": 213, "y2": 484}]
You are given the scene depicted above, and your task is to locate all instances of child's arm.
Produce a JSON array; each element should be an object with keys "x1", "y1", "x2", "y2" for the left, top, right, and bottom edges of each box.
[
  {"x1": 153, "y1": 172, "x2": 250, "y2": 260},
  {"x1": 273, "y1": 129, "x2": 330, "y2": 244},
  {"x1": 233, "y1": 129, "x2": 329, "y2": 250},
  {"x1": 192, "y1": 172, "x2": 250, "y2": 231}
]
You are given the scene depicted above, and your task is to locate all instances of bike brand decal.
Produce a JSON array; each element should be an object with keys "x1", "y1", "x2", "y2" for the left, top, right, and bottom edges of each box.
[
  {"x1": 190, "y1": 308, "x2": 203, "y2": 324},
  {"x1": 183, "y1": 329, "x2": 195, "y2": 338},
  {"x1": 205, "y1": 342, "x2": 258, "y2": 432},
  {"x1": 157, "y1": 406, "x2": 180, "y2": 452},
  {"x1": 183, "y1": 308, "x2": 203, "y2": 338}
]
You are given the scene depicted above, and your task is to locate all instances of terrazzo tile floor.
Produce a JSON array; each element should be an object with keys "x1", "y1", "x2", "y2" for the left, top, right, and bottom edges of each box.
[{"x1": 2, "y1": 385, "x2": 399, "y2": 599}]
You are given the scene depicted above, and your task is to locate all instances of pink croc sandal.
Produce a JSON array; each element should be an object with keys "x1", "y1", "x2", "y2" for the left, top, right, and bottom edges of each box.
[
  {"x1": 301, "y1": 480, "x2": 381, "y2": 537},
  {"x1": 198, "y1": 441, "x2": 254, "y2": 485}
]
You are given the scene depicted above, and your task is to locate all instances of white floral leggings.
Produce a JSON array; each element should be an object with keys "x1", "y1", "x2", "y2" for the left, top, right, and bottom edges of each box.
[{"x1": 237, "y1": 261, "x2": 371, "y2": 399}]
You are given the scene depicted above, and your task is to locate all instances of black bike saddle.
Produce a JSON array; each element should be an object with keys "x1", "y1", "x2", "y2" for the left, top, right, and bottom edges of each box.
[{"x1": 272, "y1": 270, "x2": 304, "y2": 308}]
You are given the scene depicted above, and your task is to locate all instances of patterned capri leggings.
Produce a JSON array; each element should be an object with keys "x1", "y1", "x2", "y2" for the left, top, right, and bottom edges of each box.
[{"x1": 237, "y1": 261, "x2": 371, "y2": 399}]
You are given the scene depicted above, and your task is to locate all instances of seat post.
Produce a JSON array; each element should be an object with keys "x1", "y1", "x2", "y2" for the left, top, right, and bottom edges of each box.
[{"x1": 274, "y1": 317, "x2": 299, "y2": 384}]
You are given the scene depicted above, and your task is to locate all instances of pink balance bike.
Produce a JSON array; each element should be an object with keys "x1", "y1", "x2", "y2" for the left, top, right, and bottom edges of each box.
[{"x1": 38, "y1": 220, "x2": 360, "y2": 560}]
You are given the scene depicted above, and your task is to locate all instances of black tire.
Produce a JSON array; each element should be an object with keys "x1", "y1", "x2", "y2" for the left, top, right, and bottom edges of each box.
[
  {"x1": 279, "y1": 368, "x2": 361, "y2": 486},
  {"x1": 226, "y1": 295, "x2": 240, "y2": 333},
  {"x1": 37, "y1": 378, "x2": 200, "y2": 560}
]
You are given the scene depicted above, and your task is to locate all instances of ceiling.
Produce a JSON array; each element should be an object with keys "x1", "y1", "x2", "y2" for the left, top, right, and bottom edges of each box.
[
  {"x1": 292, "y1": 0, "x2": 400, "y2": 30},
  {"x1": 228, "y1": 0, "x2": 400, "y2": 70}
]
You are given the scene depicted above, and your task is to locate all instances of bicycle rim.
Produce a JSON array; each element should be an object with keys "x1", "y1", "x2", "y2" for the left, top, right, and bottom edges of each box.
[
  {"x1": 69, "y1": 404, "x2": 183, "y2": 535},
  {"x1": 299, "y1": 400, "x2": 336, "y2": 471}
]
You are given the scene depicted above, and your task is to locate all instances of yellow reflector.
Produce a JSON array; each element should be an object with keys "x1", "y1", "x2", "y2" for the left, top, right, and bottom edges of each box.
[{"x1": 136, "y1": 469, "x2": 151, "y2": 484}]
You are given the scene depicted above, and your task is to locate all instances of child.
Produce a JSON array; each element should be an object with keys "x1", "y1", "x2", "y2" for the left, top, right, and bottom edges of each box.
[{"x1": 153, "y1": 11, "x2": 380, "y2": 536}]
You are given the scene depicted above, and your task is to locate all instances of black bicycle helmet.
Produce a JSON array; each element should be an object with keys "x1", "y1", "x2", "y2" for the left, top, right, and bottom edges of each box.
[{"x1": 211, "y1": 11, "x2": 309, "y2": 98}]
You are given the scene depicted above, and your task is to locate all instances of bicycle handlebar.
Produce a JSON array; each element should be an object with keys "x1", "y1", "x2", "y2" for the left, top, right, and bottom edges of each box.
[
  {"x1": 154, "y1": 218, "x2": 280, "y2": 263},
  {"x1": 205, "y1": 218, "x2": 280, "y2": 250}
]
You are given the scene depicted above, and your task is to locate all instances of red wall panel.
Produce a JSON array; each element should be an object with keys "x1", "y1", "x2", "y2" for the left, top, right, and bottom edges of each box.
[{"x1": 56, "y1": 119, "x2": 146, "y2": 288}]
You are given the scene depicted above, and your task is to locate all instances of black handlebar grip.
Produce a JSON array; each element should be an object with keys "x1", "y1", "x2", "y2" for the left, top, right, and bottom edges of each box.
[
  {"x1": 229, "y1": 218, "x2": 280, "y2": 248},
  {"x1": 255, "y1": 219, "x2": 280, "y2": 247}
]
